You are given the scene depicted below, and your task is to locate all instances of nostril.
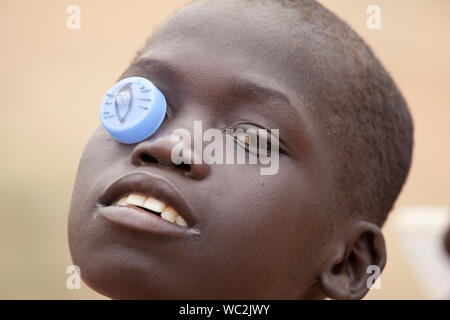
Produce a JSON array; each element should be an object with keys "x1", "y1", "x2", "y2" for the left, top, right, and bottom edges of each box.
[
  {"x1": 178, "y1": 162, "x2": 191, "y2": 172},
  {"x1": 140, "y1": 153, "x2": 158, "y2": 164},
  {"x1": 139, "y1": 153, "x2": 191, "y2": 172}
]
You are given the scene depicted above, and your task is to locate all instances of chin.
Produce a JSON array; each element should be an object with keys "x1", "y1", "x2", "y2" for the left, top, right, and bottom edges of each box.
[{"x1": 78, "y1": 256, "x2": 169, "y2": 299}]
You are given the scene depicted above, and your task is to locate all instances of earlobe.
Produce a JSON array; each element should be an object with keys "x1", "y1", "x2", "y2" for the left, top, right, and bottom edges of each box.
[
  {"x1": 318, "y1": 243, "x2": 352, "y2": 300},
  {"x1": 319, "y1": 265, "x2": 351, "y2": 300},
  {"x1": 318, "y1": 220, "x2": 386, "y2": 300}
]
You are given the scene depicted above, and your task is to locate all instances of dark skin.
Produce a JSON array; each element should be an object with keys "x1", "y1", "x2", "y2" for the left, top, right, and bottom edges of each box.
[{"x1": 68, "y1": 1, "x2": 386, "y2": 299}]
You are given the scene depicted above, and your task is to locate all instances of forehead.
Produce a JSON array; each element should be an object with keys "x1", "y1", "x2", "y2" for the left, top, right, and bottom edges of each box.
[
  {"x1": 150, "y1": 1, "x2": 296, "y2": 59},
  {"x1": 144, "y1": 0, "x2": 329, "y2": 101}
]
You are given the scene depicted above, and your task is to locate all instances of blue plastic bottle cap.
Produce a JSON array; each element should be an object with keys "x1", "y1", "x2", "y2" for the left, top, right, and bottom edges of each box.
[{"x1": 99, "y1": 76, "x2": 166, "y2": 144}]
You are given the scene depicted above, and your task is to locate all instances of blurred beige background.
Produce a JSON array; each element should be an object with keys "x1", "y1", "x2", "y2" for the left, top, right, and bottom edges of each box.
[{"x1": 0, "y1": 0, "x2": 449, "y2": 299}]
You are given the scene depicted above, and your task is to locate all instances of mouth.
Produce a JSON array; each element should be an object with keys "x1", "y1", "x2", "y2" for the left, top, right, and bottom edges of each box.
[
  {"x1": 96, "y1": 172, "x2": 200, "y2": 237},
  {"x1": 112, "y1": 193, "x2": 188, "y2": 227}
]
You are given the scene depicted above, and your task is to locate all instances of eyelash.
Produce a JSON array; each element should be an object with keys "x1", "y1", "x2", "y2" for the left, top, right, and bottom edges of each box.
[{"x1": 224, "y1": 125, "x2": 275, "y2": 156}]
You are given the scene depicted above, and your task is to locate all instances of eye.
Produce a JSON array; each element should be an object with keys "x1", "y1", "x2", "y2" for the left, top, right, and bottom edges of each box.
[{"x1": 231, "y1": 127, "x2": 272, "y2": 157}]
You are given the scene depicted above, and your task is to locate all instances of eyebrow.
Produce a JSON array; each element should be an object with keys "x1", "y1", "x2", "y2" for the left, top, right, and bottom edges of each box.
[
  {"x1": 133, "y1": 57, "x2": 179, "y2": 80},
  {"x1": 133, "y1": 57, "x2": 299, "y2": 116},
  {"x1": 226, "y1": 76, "x2": 296, "y2": 113}
]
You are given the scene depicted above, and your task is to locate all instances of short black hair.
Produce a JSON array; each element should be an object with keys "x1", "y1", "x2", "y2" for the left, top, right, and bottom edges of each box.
[{"x1": 153, "y1": 0, "x2": 414, "y2": 226}]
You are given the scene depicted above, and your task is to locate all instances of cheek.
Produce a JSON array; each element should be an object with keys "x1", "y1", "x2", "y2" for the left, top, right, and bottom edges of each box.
[
  {"x1": 71, "y1": 126, "x2": 130, "y2": 197},
  {"x1": 70, "y1": 127, "x2": 113, "y2": 208},
  {"x1": 198, "y1": 158, "x2": 329, "y2": 296},
  {"x1": 68, "y1": 127, "x2": 125, "y2": 252},
  {"x1": 208, "y1": 156, "x2": 318, "y2": 233},
  {"x1": 81, "y1": 126, "x2": 124, "y2": 169}
]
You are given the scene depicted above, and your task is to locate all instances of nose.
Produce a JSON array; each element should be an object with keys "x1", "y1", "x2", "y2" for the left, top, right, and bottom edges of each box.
[{"x1": 130, "y1": 135, "x2": 210, "y2": 180}]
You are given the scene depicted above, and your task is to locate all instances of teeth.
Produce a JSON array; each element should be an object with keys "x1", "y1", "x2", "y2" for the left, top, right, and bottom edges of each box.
[
  {"x1": 118, "y1": 196, "x2": 128, "y2": 206},
  {"x1": 126, "y1": 194, "x2": 147, "y2": 207},
  {"x1": 115, "y1": 193, "x2": 188, "y2": 228},
  {"x1": 161, "y1": 207, "x2": 178, "y2": 223},
  {"x1": 175, "y1": 215, "x2": 188, "y2": 227},
  {"x1": 142, "y1": 197, "x2": 166, "y2": 213}
]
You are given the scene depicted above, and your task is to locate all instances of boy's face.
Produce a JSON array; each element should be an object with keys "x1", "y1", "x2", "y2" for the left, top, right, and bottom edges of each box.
[{"x1": 69, "y1": 1, "x2": 340, "y2": 299}]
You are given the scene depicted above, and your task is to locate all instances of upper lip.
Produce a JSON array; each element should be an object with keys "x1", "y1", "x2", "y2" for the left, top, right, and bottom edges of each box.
[{"x1": 98, "y1": 171, "x2": 197, "y2": 228}]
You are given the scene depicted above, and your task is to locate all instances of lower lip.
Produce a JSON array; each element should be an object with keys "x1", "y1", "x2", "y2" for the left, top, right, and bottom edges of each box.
[{"x1": 96, "y1": 205, "x2": 200, "y2": 237}]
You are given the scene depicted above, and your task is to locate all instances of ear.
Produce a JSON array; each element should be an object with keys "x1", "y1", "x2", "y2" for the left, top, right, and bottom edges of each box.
[{"x1": 318, "y1": 220, "x2": 386, "y2": 300}]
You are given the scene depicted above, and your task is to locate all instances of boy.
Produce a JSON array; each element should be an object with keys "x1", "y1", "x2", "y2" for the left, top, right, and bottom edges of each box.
[{"x1": 68, "y1": 0, "x2": 413, "y2": 299}]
